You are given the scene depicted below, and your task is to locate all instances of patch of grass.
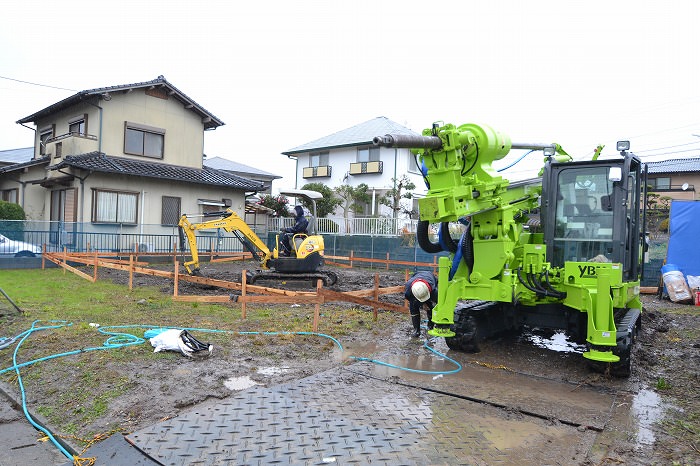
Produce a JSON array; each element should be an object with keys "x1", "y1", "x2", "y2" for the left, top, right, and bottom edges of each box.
[
  {"x1": 0, "y1": 267, "x2": 406, "y2": 439},
  {"x1": 656, "y1": 377, "x2": 671, "y2": 390}
]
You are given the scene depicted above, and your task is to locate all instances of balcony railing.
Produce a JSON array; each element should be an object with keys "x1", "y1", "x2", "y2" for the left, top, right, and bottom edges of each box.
[
  {"x1": 302, "y1": 165, "x2": 332, "y2": 178},
  {"x1": 269, "y1": 216, "x2": 418, "y2": 237},
  {"x1": 349, "y1": 161, "x2": 383, "y2": 175},
  {"x1": 44, "y1": 133, "x2": 99, "y2": 157}
]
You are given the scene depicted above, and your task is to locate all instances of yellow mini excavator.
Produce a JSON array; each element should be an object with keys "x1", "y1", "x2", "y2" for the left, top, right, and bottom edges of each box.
[{"x1": 178, "y1": 189, "x2": 337, "y2": 286}]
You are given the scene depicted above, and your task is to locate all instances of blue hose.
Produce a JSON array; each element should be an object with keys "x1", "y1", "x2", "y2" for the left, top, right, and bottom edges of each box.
[
  {"x1": 497, "y1": 149, "x2": 535, "y2": 172},
  {"x1": 1, "y1": 320, "x2": 459, "y2": 460},
  {"x1": 10, "y1": 321, "x2": 75, "y2": 460},
  {"x1": 350, "y1": 337, "x2": 462, "y2": 375}
]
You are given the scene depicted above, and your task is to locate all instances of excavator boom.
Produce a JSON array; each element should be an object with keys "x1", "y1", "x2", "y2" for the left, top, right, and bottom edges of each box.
[{"x1": 178, "y1": 209, "x2": 271, "y2": 274}]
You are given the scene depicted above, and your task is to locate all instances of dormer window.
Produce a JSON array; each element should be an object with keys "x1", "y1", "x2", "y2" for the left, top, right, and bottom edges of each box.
[{"x1": 124, "y1": 121, "x2": 165, "y2": 158}]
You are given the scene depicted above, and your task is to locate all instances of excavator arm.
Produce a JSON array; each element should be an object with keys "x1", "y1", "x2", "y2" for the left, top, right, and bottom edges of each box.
[{"x1": 178, "y1": 209, "x2": 272, "y2": 275}]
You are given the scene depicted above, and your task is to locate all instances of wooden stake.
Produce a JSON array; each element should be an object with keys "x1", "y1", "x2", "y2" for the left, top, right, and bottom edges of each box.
[
  {"x1": 349, "y1": 250, "x2": 354, "y2": 268},
  {"x1": 173, "y1": 260, "x2": 179, "y2": 297},
  {"x1": 241, "y1": 269, "x2": 247, "y2": 319},
  {"x1": 93, "y1": 250, "x2": 98, "y2": 282},
  {"x1": 386, "y1": 252, "x2": 390, "y2": 270},
  {"x1": 373, "y1": 273, "x2": 379, "y2": 321},
  {"x1": 42, "y1": 244, "x2": 45, "y2": 269},
  {"x1": 404, "y1": 269, "x2": 409, "y2": 309},
  {"x1": 63, "y1": 247, "x2": 67, "y2": 274},
  {"x1": 129, "y1": 255, "x2": 134, "y2": 291},
  {"x1": 313, "y1": 278, "x2": 322, "y2": 332}
]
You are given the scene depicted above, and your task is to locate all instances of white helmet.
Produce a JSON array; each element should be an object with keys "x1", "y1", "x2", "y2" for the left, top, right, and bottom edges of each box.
[{"x1": 411, "y1": 280, "x2": 431, "y2": 303}]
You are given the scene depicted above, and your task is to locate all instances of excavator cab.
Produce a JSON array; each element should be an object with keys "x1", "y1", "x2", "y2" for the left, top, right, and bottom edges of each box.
[{"x1": 541, "y1": 150, "x2": 645, "y2": 281}]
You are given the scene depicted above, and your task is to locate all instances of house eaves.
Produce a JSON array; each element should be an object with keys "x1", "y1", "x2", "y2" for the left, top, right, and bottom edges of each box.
[
  {"x1": 282, "y1": 116, "x2": 419, "y2": 156},
  {"x1": 646, "y1": 157, "x2": 700, "y2": 174},
  {"x1": 49, "y1": 153, "x2": 264, "y2": 192},
  {"x1": 0, "y1": 156, "x2": 50, "y2": 174},
  {"x1": 16, "y1": 76, "x2": 224, "y2": 130}
]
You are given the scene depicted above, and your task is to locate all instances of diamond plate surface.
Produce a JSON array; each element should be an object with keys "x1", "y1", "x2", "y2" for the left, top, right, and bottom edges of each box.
[{"x1": 127, "y1": 365, "x2": 600, "y2": 465}]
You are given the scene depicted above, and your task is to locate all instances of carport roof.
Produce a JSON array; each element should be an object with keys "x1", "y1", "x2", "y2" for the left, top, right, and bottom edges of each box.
[{"x1": 49, "y1": 152, "x2": 264, "y2": 191}]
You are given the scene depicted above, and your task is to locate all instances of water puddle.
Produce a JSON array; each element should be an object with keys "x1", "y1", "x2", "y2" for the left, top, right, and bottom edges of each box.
[
  {"x1": 525, "y1": 329, "x2": 586, "y2": 353},
  {"x1": 256, "y1": 366, "x2": 290, "y2": 376},
  {"x1": 333, "y1": 341, "x2": 381, "y2": 362},
  {"x1": 631, "y1": 388, "x2": 664, "y2": 446},
  {"x1": 224, "y1": 375, "x2": 258, "y2": 391}
]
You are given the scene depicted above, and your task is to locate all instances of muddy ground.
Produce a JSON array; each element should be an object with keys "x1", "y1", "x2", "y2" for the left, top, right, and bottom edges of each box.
[{"x1": 5, "y1": 260, "x2": 700, "y2": 464}]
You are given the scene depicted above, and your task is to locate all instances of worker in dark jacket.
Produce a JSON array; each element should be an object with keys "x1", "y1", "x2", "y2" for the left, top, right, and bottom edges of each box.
[
  {"x1": 404, "y1": 271, "x2": 438, "y2": 337},
  {"x1": 280, "y1": 205, "x2": 309, "y2": 256}
]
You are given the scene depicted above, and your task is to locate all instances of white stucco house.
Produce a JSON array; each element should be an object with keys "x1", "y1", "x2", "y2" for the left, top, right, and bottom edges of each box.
[{"x1": 282, "y1": 117, "x2": 427, "y2": 218}]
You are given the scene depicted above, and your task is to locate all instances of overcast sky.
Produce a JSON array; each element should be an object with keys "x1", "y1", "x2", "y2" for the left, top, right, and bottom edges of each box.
[{"x1": 1, "y1": 0, "x2": 698, "y2": 190}]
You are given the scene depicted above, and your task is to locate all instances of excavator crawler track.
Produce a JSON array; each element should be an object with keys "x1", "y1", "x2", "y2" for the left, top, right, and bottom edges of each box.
[
  {"x1": 246, "y1": 270, "x2": 338, "y2": 287},
  {"x1": 445, "y1": 301, "x2": 501, "y2": 353}
]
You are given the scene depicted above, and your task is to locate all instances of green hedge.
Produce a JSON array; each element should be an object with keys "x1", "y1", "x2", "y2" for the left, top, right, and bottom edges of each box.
[
  {"x1": 0, "y1": 201, "x2": 26, "y2": 240},
  {"x1": 0, "y1": 201, "x2": 25, "y2": 220}
]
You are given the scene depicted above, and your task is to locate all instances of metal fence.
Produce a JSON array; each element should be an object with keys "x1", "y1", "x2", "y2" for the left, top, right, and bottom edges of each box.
[
  {"x1": 269, "y1": 216, "x2": 419, "y2": 236},
  {"x1": 0, "y1": 220, "x2": 244, "y2": 254},
  {"x1": 0, "y1": 219, "x2": 668, "y2": 284},
  {"x1": 0, "y1": 217, "x2": 423, "y2": 255}
]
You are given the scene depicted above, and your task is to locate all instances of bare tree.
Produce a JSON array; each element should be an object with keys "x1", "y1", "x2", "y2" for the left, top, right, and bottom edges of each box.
[{"x1": 379, "y1": 175, "x2": 416, "y2": 219}]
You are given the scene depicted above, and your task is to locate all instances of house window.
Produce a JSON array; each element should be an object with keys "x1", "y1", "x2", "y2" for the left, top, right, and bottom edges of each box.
[
  {"x1": 39, "y1": 126, "x2": 54, "y2": 156},
  {"x1": 357, "y1": 146, "x2": 380, "y2": 162},
  {"x1": 408, "y1": 153, "x2": 419, "y2": 173},
  {"x1": 161, "y1": 196, "x2": 181, "y2": 225},
  {"x1": 198, "y1": 199, "x2": 226, "y2": 216},
  {"x1": 649, "y1": 177, "x2": 670, "y2": 189},
  {"x1": 309, "y1": 151, "x2": 329, "y2": 167},
  {"x1": 92, "y1": 189, "x2": 139, "y2": 224},
  {"x1": 1, "y1": 189, "x2": 18, "y2": 203},
  {"x1": 124, "y1": 122, "x2": 165, "y2": 158},
  {"x1": 68, "y1": 114, "x2": 87, "y2": 136}
]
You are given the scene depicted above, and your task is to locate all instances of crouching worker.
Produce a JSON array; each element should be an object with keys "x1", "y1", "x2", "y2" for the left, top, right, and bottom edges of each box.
[
  {"x1": 280, "y1": 205, "x2": 308, "y2": 256},
  {"x1": 404, "y1": 271, "x2": 438, "y2": 338}
]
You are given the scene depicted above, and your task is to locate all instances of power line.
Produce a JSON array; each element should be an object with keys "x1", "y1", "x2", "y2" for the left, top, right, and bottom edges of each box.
[
  {"x1": 0, "y1": 75, "x2": 77, "y2": 92},
  {"x1": 632, "y1": 140, "x2": 700, "y2": 154}
]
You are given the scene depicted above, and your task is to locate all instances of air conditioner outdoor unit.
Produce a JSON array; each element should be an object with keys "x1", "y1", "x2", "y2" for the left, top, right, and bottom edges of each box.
[{"x1": 132, "y1": 242, "x2": 154, "y2": 252}]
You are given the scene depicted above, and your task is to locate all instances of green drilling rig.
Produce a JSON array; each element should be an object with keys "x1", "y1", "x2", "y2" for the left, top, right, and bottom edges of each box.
[{"x1": 374, "y1": 122, "x2": 646, "y2": 376}]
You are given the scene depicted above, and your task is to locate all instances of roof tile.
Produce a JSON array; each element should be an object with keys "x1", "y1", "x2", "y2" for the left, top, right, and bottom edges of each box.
[{"x1": 49, "y1": 153, "x2": 264, "y2": 191}]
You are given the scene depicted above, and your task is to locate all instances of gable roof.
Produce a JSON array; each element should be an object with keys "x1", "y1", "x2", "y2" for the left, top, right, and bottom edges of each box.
[
  {"x1": 17, "y1": 76, "x2": 224, "y2": 130},
  {"x1": 49, "y1": 153, "x2": 264, "y2": 191},
  {"x1": 282, "y1": 116, "x2": 419, "y2": 155},
  {"x1": 0, "y1": 147, "x2": 33, "y2": 165},
  {"x1": 204, "y1": 156, "x2": 281, "y2": 180},
  {"x1": 646, "y1": 157, "x2": 700, "y2": 174}
]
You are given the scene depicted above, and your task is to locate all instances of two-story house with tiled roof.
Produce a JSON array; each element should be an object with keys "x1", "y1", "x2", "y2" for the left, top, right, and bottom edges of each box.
[
  {"x1": 0, "y1": 76, "x2": 263, "y2": 246},
  {"x1": 646, "y1": 157, "x2": 700, "y2": 202},
  {"x1": 282, "y1": 117, "x2": 426, "y2": 218}
]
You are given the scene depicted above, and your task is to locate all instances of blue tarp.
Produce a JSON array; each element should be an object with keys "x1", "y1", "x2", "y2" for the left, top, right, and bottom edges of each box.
[{"x1": 666, "y1": 200, "x2": 700, "y2": 277}]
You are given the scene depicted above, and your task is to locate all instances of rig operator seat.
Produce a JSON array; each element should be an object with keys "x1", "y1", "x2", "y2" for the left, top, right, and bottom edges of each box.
[{"x1": 293, "y1": 234, "x2": 308, "y2": 253}]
